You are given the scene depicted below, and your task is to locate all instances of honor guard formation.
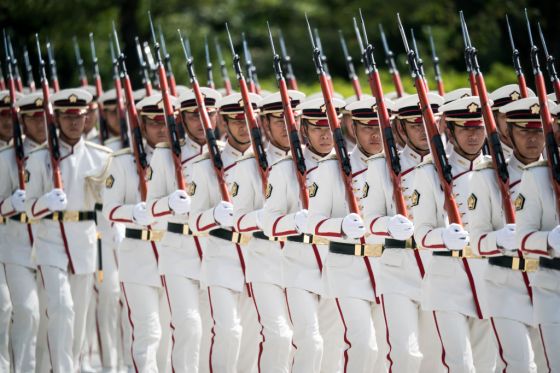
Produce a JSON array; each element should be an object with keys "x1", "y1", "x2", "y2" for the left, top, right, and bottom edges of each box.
[{"x1": 1, "y1": 7, "x2": 560, "y2": 373}]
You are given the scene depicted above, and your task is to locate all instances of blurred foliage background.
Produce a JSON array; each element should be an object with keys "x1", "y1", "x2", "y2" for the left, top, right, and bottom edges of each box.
[{"x1": 1, "y1": 0, "x2": 558, "y2": 96}]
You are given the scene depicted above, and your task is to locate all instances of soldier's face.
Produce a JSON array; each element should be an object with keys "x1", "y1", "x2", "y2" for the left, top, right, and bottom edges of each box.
[
  {"x1": 226, "y1": 117, "x2": 251, "y2": 144},
  {"x1": 494, "y1": 111, "x2": 512, "y2": 148},
  {"x1": 142, "y1": 118, "x2": 169, "y2": 147},
  {"x1": 22, "y1": 115, "x2": 46, "y2": 144},
  {"x1": 0, "y1": 112, "x2": 13, "y2": 141},
  {"x1": 57, "y1": 112, "x2": 86, "y2": 142},
  {"x1": 182, "y1": 111, "x2": 212, "y2": 145},
  {"x1": 84, "y1": 108, "x2": 98, "y2": 134},
  {"x1": 341, "y1": 113, "x2": 356, "y2": 143},
  {"x1": 510, "y1": 126, "x2": 545, "y2": 163},
  {"x1": 353, "y1": 122, "x2": 383, "y2": 155},
  {"x1": 402, "y1": 120, "x2": 429, "y2": 151},
  {"x1": 306, "y1": 124, "x2": 333, "y2": 155},
  {"x1": 104, "y1": 108, "x2": 120, "y2": 135},
  {"x1": 265, "y1": 115, "x2": 290, "y2": 149},
  {"x1": 453, "y1": 126, "x2": 486, "y2": 155}
]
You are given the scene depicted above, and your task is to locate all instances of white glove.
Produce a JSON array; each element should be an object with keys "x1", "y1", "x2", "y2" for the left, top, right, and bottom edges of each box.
[
  {"x1": 168, "y1": 189, "x2": 191, "y2": 215},
  {"x1": 213, "y1": 201, "x2": 233, "y2": 227},
  {"x1": 112, "y1": 223, "x2": 126, "y2": 245},
  {"x1": 342, "y1": 213, "x2": 366, "y2": 239},
  {"x1": 132, "y1": 202, "x2": 153, "y2": 226},
  {"x1": 442, "y1": 223, "x2": 469, "y2": 251},
  {"x1": 387, "y1": 214, "x2": 414, "y2": 240},
  {"x1": 496, "y1": 224, "x2": 517, "y2": 252},
  {"x1": 294, "y1": 209, "x2": 309, "y2": 234},
  {"x1": 45, "y1": 188, "x2": 67, "y2": 211},
  {"x1": 255, "y1": 208, "x2": 264, "y2": 230},
  {"x1": 10, "y1": 189, "x2": 26, "y2": 212},
  {"x1": 548, "y1": 225, "x2": 560, "y2": 255}
]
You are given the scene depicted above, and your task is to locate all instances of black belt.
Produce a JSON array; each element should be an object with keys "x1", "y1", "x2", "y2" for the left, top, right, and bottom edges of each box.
[
  {"x1": 384, "y1": 238, "x2": 414, "y2": 249},
  {"x1": 167, "y1": 222, "x2": 193, "y2": 236},
  {"x1": 287, "y1": 233, "x2": 329, "y2": 245},
  {"x1": 125, "y1": 228, "x2": 164, "y2": 241},
  {"x1": 9, "y1": 212, "x2": 33, "y2": 223},
  {"x1": 433, "y1": 247, "x2": 476, "y2": 258},
  {"x1": 489, "y1": 255, "x2": 539, "y2": 272},
  {"x1": 94, "y1": 203, "x2": 103, "y2": 211},
  {"x1": 539, "y1": 257, "x2": 560, "y2": 271},
  {"x1": 208, "y1": 228, "x2": 251, "y2": 245},
  {"x1": 252, "y1": 231, "x2": 283, "y2": 242},
  {"x1": 43, "y1": 211, "x2": 96, "y2": 222},
  {"x1": 329, "y1": 241, "x2": 383, "y2": 257}
]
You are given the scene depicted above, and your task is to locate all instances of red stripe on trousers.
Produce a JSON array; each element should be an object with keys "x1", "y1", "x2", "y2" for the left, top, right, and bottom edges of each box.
[
  {"x1": 432, "y1": 311, "x2": 450, "y2": 372},
  {"x1": 380, "y1": 295, "x2": 394, "y2": 372},
  {"x1": 120, "y1": 282, "x2": 140, "y2": 373},
  {"x1": 335, "y1": 298, "x2": 352, "y2": 373},
  {"x1": 490, "y1": 317, "x2": 508, "y2": 373}
]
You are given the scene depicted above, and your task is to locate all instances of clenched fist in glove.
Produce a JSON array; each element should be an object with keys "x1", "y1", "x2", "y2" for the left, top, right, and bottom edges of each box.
[
  {"x1": 214, "y1": 201, "x2": 234, "y2": 227},
  {"x1": 168, "y1": 189, "x2": 191, "y2": 215},
  {"x1": 132, "y1": 202, "x2": 154, "y2": 226},
  {"x1": 342, "y1": 213, "x2": 366, "y2": 239},
  {"x1": 387, "y1": 214, "x2": 414, "y2": 240},
  {"x1": 294, "y1": 209, "x2": 309, "y2": 234},
  {"x1": 45, "y1": 188, "x2": 67, "y2": 211},
  {"x1": 442, "y1": 223, "x2": 469, "y2": 251},
  {"x1": 10, "y1": 189, "x2": 26, "y2": 212},
  {"x1": 496, "y1": 224, "x2": 516, "y2": 252}
]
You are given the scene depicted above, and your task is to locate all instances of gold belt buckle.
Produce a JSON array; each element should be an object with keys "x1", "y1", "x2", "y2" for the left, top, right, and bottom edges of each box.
[
  {"x1": 312, "y1": 236, "x2": 329, "y2": 245},
  {"x1": 511, "y1": 257, "x2": 521, "y2": 270},
  {"x1": 51, "y1": 211, "x2": 61, "y2": 221},
  {"x1": 0, "y1": 216, "x2": 4, "y2": 224},
  {"x1": 462, "y1": 246, "x2": 474, "y2": 258},
  {"x1": 523, "y1": 258, "x2": 539, "y2": 272},
  {"x1": 354, "y1": 244, "x2": 382, "y2": 257},
  {"x1": 232, "y1": 231, "x2": 251, "y2": 245},
  {"x1": 141, "y1": 229, "x2": 164, "y2": 242},
  {"x1": 63, "y1": 211, "x2": 80, "y2": 222},
  {"x1": 182, "y1": 224, "x2": 191, "y2": 235}
]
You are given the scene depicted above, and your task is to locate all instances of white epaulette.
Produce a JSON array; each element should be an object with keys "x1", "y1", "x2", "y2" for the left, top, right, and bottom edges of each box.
[
  {"x1": 194, "y1": 152, "x2": 212, "y2": 164},
  {"x1": 270, "y1": 155, "x2": 293, "y2": 168},
  {"x1": 111, "y1": 147, "x2": 133, "y2": 158},
  {"x1": 85, "y1": 141, "x2": 112, "y2": 154},
  {"x1": 28, "y1": 143, "x2": 48, "y2": 154},
  {"x1": 474, "y1": 157, "x2": 494, "y2": 171},
  {"x1": 236, "y1": 153, "x2": 256, "y2": 164},
  {"x1": 523, "y1": 159, "x2": 548, "y2": 170},
  {"x1": 416, "y1": 155, "x2": 434, "y2": 168},
  {"x1": 0, "y1": 144, "x2": 13, "y2": 154},
  {"x1": 104, "y1": 137, "x2": 121, "y2": 146},
  {"x1": 318, "y1": 153, "x2": 338, "y2": 163}
]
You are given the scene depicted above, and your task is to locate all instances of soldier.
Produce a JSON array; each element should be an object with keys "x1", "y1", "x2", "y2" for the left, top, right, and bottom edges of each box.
[
  {"x1": 0, "y1": 89, "x2": 20, "y2": 372},
  {"x1": 24, "y1": 88, "x2": 111, "y2": 371},
  {"x1": 82, "y1": 85, "x2": 100, "y2": 141},
  {"x1": 187, "y1": 92, "x2": 261, "y2": 372},
  {"x1": 489, "y1": 84, "x2": 536, "y2": 160},
  {"x1": 146, "y1": 87, "x2": 222, "y2": 372},
  {"x1": 516, "y1": 100, "x2": 560, "y2": 372},
  {"x1": 98, "y1": 88, "x2": 127, "y2": 151},
  {"x1": 0, "y1": 92, "x2": 45, "y2": 372},
  {"x1": 362, "y1": 93, "x2": 445, "y2": 373},
  {"x1": 468, "y1": 96, "x2": 549, "y2": 372},
  {"x1": 412, "y1": 96, "x2": 496, "y2": 372},
  {"x1": 102, "y1": 93, "x2": 173, "y2": 372},
  {"x1": 230, "y1": 90, "x2": 306, "y2": 372}
]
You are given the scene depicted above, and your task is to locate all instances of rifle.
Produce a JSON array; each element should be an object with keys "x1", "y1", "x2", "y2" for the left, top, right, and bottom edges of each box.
[
  {"x1": 537, "y1": 22, "x2": 560, "y2": 102},
  {"x1": 205, "y1": 35, "x2": 215, "y2": 89},
  {"x1": 459, "y1": 19, "x2": 478, "y2": 96},
  {"x1": 148, "y1": 12, "x2": 185, "y2": 190},
  {"x1": 379, "y1": 24, "x2": 405, "y2": 97},
  {"x1": 158, "y1": 24, "x2": 177, "y2": 96},
  {"x1": 46, "y1": 38, "x2": 60, "y2": 92},
  {"x1": 313, "y1": 27, "x2": 335, "y2": 93},
  {"x1": 23, "y1": 46, "x2": 36, "y2": 92},
  {"x1": 109, "y1": 37, "x2": 130, "y2": 148},
  {"x1": 135, "y1": 37, "x2": 153, "y2": 96},
  {"x1": 427, "y1": 27, "x2": 445, "y2": 96},
  {"x1": 338, "y1": 29, "x2": 362, "y2": 99},
  {"x1": 356, "y1": 10, "x2": 424, "y2": 277},
  {"x1": 461, "y1": 11, "x2": 533, "y2": 302},
  {"x1": 143, "y1": 41, "x2": 158, "y2": 89},
  {"x1": 89, "y1": 33, "x2": 109, "y2": 144},
  {"x1": 506, "y1": 15, "x2": 529, "y2": 98},
  {"x1": 112, "y1": 23, "x2": 149, "y2": 200},
  {"x1": 411, "y1": 28, "x2": 428, "y2": 90},
  {"x1": 241, "y1": 33, "x2": 260, "y2": 94},
  {"x1": 36, "y1": 34, "x2": 75, "y2": 273},
  {"x1": 225, "y1": 23, "x2": 268, "y2": 193},
  {"x1": 214, "y1": 37, "x2": 232, "y2": 94},
  {"x1": 5, "y1": 35, "x2": 22, "y2": 93},
  {"x1": 278, "y1": 30, "x2": 298, "y2": 90},
  {"x1": 179, "y1": 29, "x2": 230, "y2": 202},
  {"x1": 0, "y1": 63, "x2": 5, "y2": 90},
  {"x1": 398, "y1": 14, "x2": 482, "y2": 318},
  {"x1": 524, "y1": 10, "x2": 560, "y2": 216},
  {"x1": 73, "y1": 36, "x2": 88, "y2": 87}
]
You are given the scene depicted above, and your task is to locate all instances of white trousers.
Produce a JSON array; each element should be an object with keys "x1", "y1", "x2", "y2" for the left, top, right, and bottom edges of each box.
[
  {"x1": 162, "y1": 274, "x2": 203, "y2": 373},
  {"x1": 249, "y1": 282, "x2": 292, "y2": 373},
  {"x1": 121, "y1": 281, "x2": 171, "y2": 373},
  {"x1": 0, "y1": 263, "x2": 11, "y2": 372},
  {"x1": 490, "y1": 317, "x2": 537, "y2": 373},
  {"x1": 432, "y1": 310, "x2": 496, "y2": 373},
  {"x1": 38, "y1": 265, "x2": 93, "y2": 372},
  {"x1": 5, "y1": 263, "x2": 40, "y2": 373}
]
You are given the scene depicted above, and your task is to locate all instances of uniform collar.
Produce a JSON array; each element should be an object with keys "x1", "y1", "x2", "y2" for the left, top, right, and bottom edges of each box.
[
  {"x1": 401, "y1": 144, "x2": 426, "y2": 164},
  {"x1": 351, "y1": 145, "x2": 372, "y2": 167},
  {"x1": 59, "y1": 137, "x2": 85, "y2": 153},
  {"x1": 303, "y1": 146, "x2": 328, "y2": 163},
  {"x1": 448, "y1": 146, "x2": 482, "y2": 171},
  {"x1": 23, "y1": 137, "x2": 42, "y2": 150},
  {"x1": 267, "y1": 142, "x2": 290, "y2": 164},
  {"x1": 183, "y1": 135, "x2": 206, "y2": 153},
  {"x1": 224, "y1": 141, "x2": 252, "y2": 159}
]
